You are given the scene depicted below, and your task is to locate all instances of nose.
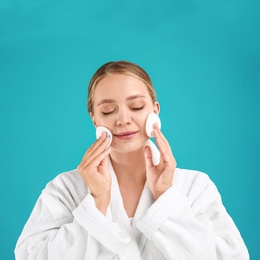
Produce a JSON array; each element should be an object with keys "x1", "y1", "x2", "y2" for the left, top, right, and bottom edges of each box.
[{"x1": 116, "y1": 109, "x2": 133, "y2": 127}]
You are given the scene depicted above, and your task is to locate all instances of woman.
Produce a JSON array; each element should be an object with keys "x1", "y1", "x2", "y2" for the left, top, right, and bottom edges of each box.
[{"x1": 15, "y1": 61, "x2": 249, "y2": 259}]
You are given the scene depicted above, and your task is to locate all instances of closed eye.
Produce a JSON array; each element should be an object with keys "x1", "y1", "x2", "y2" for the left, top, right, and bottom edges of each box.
[
  {"x1": 102, "y1": 110, "x2": 115, "y2": 115},
  {"x1": 131, "y1": 106, "x2": 145, "y2": 111}
]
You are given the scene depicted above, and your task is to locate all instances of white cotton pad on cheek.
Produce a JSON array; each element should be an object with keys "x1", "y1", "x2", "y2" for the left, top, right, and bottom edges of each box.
[
  {"x1": 96, "y1": 126, "x2": 113, "y2": 147},
  {"x1": 145, "y1": 112, "x2": 161, "y2": 137}
]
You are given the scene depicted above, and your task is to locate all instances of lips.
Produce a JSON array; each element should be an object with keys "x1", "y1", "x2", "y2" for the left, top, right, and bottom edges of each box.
[{"x1": 114, "y1": 131, "x2": 138, "y2": 140}]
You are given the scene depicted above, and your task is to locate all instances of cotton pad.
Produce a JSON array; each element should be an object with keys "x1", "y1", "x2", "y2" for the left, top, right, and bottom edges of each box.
[
  {"x1": 146, "y1": 112, "x2": 161, "y2": 137},
  {"x1": 96, "y1": 126, "x2": 113, "y2": 147}
]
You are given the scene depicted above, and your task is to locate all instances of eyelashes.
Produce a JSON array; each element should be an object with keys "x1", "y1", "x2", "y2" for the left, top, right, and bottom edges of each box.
[
  {"x1": 102, "y1": 106, "x2": 145, "y2": 115},
  {"x1": 131, "y1": 105, "x2": 145, "y2": 111},
  {"x1": 102, "y1": 110, "x2": 115, "y2": 115}
]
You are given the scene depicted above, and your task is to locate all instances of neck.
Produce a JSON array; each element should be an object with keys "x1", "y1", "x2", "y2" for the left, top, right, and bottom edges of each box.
[{"x1": 110, "y1": 146, "x2": 147, "y2": 185}]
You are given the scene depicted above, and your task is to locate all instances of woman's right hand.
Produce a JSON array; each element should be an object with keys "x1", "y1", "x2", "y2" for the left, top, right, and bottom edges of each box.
[{"x1": 77, "y1": 132, "x2": 111, "y2": 214}]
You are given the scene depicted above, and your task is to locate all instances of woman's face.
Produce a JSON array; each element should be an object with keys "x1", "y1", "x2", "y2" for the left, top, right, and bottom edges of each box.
[{"x1": 91, "y1": 73, "x2": 159, "y2": 153}]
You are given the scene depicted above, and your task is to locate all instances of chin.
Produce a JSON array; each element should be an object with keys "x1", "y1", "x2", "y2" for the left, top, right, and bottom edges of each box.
[{"x1": 111, "y1": 138, "x2": 149, "y2": 153}]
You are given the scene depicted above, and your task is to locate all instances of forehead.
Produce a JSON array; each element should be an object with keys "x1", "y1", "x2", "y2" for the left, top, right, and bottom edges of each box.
[{"x1": 94, "y1": 74, "x2": 150, "y2": 100}]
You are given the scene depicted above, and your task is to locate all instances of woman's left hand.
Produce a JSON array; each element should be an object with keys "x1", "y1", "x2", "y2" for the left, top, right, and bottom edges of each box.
[{"x1": 144, "y1": 123, "x2": 177, "y2": 200}]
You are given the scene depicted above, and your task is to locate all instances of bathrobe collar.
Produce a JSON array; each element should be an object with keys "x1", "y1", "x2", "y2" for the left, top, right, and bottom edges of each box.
[{"x1": 107, "y1": 140, "x2": 160, "y2": 251}]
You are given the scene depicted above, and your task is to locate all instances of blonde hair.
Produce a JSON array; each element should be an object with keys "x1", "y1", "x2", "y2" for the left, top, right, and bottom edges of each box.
[{"x1": 87, "y1": 60, "x2": 157, "y2": 114}]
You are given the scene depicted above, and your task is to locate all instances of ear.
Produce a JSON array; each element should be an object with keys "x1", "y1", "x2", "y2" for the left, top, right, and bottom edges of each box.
[
  {"x1": 153, "y1": 101, "x2": 160, "y2": 115},
  {"x1": 90, "y1": 112, "x2": 97, "y2": 127}
]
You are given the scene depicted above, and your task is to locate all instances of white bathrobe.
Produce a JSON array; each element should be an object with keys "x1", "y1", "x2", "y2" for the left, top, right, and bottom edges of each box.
[{"x1": 15, "y1": 142, "x2": 249, "y2": 259}]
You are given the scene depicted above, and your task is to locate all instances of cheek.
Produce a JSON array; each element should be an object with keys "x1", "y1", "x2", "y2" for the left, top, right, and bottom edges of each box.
[
  {"x1": 94, "y1": 115, "x2": 115, "y2": 128},
  {"x1": 137, "y1": 112, "x2": 149, "y2": 133}
]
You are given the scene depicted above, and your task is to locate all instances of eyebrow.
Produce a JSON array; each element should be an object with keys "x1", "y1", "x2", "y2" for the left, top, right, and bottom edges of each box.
[
  {"x1": 97, "y1": 99, "x2": 115, "y2": 106},
  {"x1": 126, "y1": 94, "x2": 146, "y2": 101},
  {"x1": 97, "y1": 94, "x2": 146, "y2": 106}
]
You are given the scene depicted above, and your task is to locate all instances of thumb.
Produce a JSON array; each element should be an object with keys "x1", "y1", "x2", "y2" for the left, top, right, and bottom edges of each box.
[{"x1": 144, "y1": 146, "x2": 154, "y2": 170}]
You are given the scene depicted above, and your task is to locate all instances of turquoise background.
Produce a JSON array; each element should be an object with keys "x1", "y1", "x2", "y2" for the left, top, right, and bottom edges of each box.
[{"x1": 1, "y1": 1, "x2": 259, "y2": 259}]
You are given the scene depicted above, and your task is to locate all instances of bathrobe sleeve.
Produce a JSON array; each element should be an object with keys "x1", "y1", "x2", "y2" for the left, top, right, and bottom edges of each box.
[
  {"x1": 136, "y1": 170, "x2": 249, "y2": 260},
  {"x1": 15, "y1": 172, "x2": 140, "y2": 260}
]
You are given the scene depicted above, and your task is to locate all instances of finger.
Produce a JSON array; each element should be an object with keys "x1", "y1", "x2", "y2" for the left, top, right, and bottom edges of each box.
[
  {"x1": 82, "y1": 131, "x2": 107, "y2": 161},
  {"x1": 82, "y1": 132, "x2": 109, "y2": 164},
  {"x1": 144, "y1": 146, "x2": 154, "y2": 170},
  {"x1": 156, "y1": 137, "x2": 172, "y2": 165},
  {"x1": 94, "y1": 147, "x2": 111, "y2": 168},
  {"x1": 79, "y1": 135, "x2": 103, "y2": 164},
  {"x1": 99, "y1": 147, "x2": 110, "y2": 167},
  {"x1": 81, "y1": 138, "x2": 111, "y2": 169},
  {"x1": 153, "y1": 128, "x2": 170, "y2": 157},
  {"x1": 79, "y1": 146, "x2": 111, "y2": 171},
  {"x1": 98, "y1": 153, "x2": 111, "y2": 177},
  {"x1": 153, "y1": 124, "x2": 171, "y2": 151},
  {"x1": 79, "y1": 135, "x2": 110, "y2": 168},
  {"x1": 153, "y1": 127, "x2": 176, "y2": 166}
]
